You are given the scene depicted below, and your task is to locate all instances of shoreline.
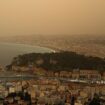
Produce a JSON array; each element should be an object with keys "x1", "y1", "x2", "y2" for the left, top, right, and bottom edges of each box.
[
  {"x1": 0, "y1": 41, "x2": 61, "y2": 53},
  {"x1": 0, "y1": 41, "x2": 57, "y2": 67}
]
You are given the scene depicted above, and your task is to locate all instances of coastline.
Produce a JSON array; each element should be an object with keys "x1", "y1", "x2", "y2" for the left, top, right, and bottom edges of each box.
[
  {"x1": 0, "y1": 41, "x2": 61, "y2": 53},
  {"x1": 0, "y1": 41, "x2": 56, "y2": 67}
]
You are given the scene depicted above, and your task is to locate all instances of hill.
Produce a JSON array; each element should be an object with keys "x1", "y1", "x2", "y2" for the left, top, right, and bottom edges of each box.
[{"x1": 7, "y1": 51, "x2": 105, "y2": 71}]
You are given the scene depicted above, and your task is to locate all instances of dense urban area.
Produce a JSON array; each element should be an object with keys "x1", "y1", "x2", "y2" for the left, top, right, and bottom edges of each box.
[
  {"x1": 0, "y1": 65, "x2": 105, "y2": 105},
  {"x1": 0, "y1": 0, "x2": 105, "y2": 104},
  {"x1": 0, "y1": 51, "x2": 104, "y2": 105},
  {"x1": 0, "y1": 35, "x2": 105, "y2": 105}
]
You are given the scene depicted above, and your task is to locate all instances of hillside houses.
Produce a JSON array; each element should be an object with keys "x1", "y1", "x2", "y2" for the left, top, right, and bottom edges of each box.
[
  {"x1": 10, "y1": 65, "x2": 105, "y2": 81},
  {"x1": 79, "y1": 70, "x2": 101, "y2": 80},
  {"x1": 102, "y1": 72, "x2": 105, "y2": 80}
]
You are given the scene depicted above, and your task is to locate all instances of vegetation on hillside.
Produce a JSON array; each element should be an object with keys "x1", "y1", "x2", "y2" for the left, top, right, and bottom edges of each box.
[{"x1": 7, "y1": 51, "x2": 105, "y2": 71}]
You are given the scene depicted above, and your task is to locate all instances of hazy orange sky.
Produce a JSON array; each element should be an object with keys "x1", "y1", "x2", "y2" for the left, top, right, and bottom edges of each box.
[{"x1": 0, "y1": 0, "x2": 105, "y2": 36}]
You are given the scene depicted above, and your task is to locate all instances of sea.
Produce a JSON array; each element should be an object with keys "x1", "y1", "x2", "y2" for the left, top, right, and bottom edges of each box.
[{"x1": 0, "y1": 42, "x2": 53, "y2": 67}]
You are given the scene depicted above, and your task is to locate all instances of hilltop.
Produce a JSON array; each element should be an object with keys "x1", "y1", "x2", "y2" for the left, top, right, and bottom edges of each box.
[{"x1": 7, "y1": 51, "x2": 105, "y2": 71}]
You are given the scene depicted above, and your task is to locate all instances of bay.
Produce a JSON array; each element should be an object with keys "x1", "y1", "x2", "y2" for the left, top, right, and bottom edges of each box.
[{"x1": 0, "y1": 42, "x2": 53, "y2": 66}]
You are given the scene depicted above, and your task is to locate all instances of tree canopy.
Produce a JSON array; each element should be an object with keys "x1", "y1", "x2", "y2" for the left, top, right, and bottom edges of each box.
[{"x1": 7, "y1": 51, "x2": 105, "y2": 71}]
